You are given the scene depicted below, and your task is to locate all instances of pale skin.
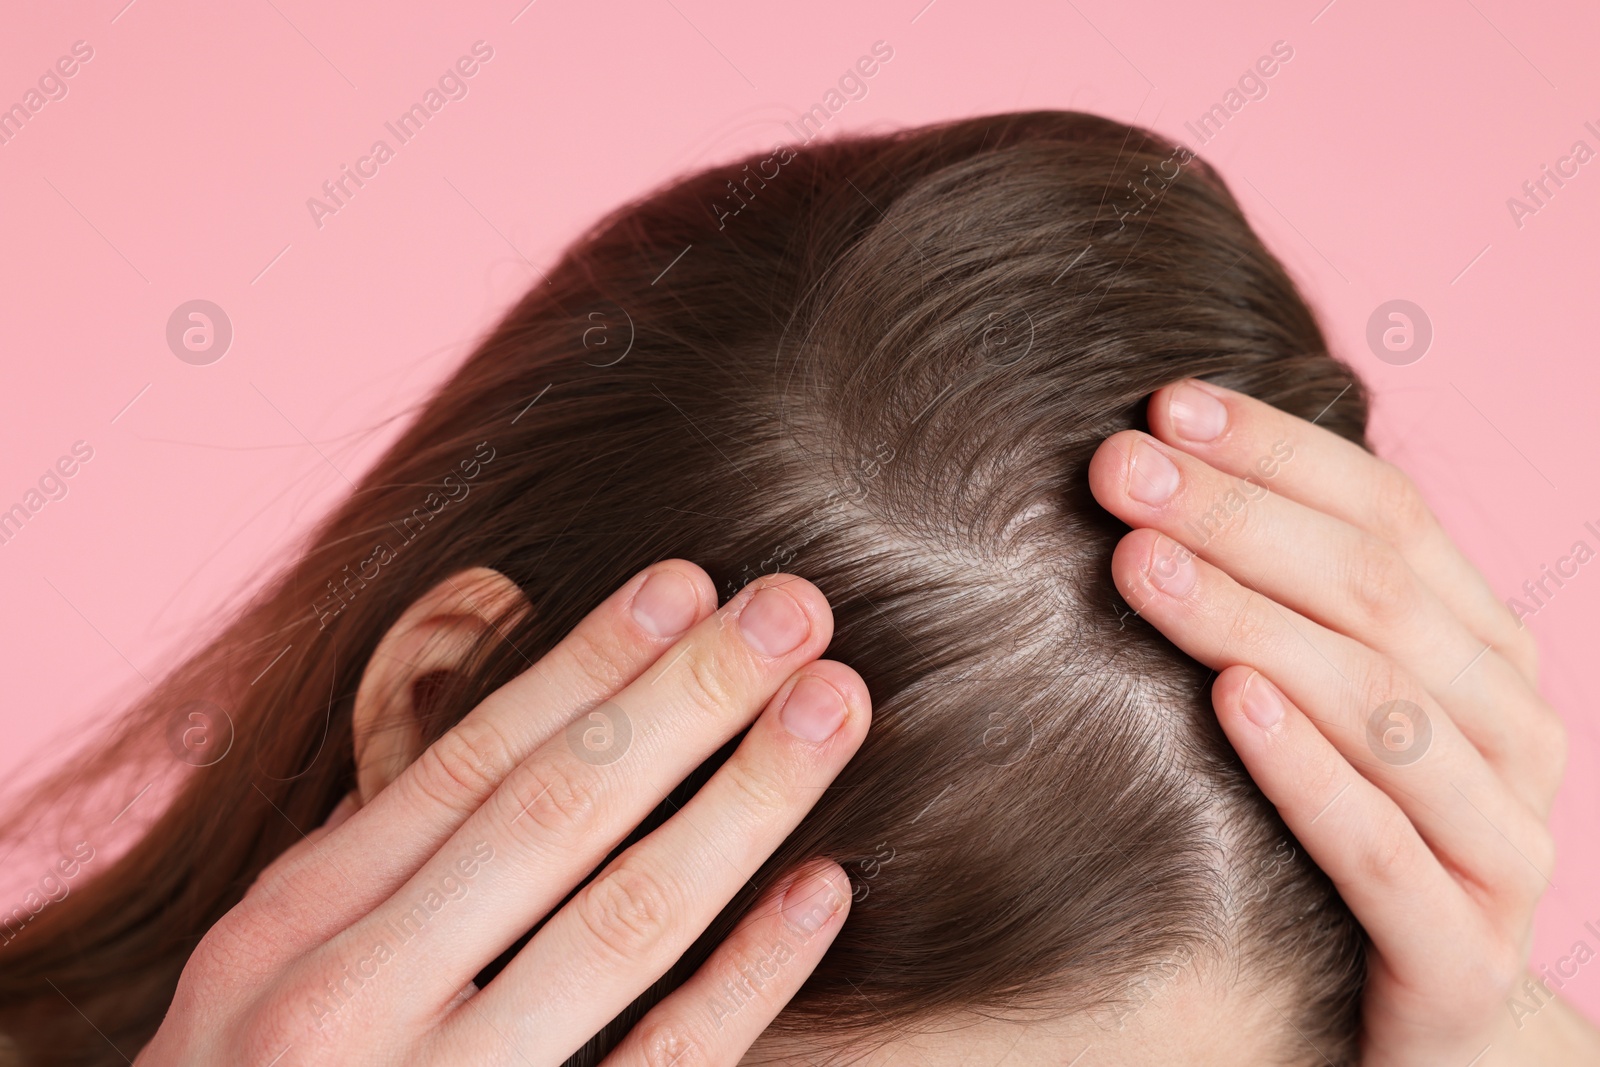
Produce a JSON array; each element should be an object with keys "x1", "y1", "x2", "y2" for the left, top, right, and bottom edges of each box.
[
  {"x1": 139, "y1": 565, "x2": 871, "y2": 1065},
  {"x1": 135, "y1": 380, "x2": 1600, "y2": 1065},
  {"x1": 1088, "y1": 378, "x2": 1600, "y2": 1065}
]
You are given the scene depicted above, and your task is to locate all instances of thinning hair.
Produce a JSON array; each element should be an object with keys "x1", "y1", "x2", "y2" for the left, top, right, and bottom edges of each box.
[{"x1": 0, "y1": 110, "x2": 1366, "y2": 1066}]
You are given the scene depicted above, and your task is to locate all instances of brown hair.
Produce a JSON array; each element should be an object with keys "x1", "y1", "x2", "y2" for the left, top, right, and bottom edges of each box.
[{"x1": 0, "y1": 109, "x2": 1369, "y2": 1065}]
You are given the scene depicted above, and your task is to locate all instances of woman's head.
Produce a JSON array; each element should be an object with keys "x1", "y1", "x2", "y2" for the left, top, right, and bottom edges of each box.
[{"x1": 0, "y1": 110, "x2": 1369, "y2": 1065}]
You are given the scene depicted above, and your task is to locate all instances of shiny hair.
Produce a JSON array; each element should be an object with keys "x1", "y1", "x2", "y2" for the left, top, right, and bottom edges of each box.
[{"x1": 0, "y1": 109, "x2": 1368, "y2": 1066}]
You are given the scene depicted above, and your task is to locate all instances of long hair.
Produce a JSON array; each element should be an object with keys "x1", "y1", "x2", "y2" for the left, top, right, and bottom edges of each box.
[{"x1": 0, "y1": 109, "x2": 1369, "y2": 1066}]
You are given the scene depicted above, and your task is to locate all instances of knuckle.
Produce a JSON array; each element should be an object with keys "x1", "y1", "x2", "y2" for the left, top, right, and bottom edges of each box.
[
  {"x1": 563, "y1": 623, "x2": 632, "y2": 699},
  {"x1": 579, "y1": 862, "x2": 676, "y2": 960},
  {"x1": 1503, "y1": 626, "x2": 1541, "y2": 683},
  {"x1": 1297, "y1": 761, "x2": 1348, "y2": 824},
  {"x1": 1519, "y1": 825, "x2": 1558, "y2": 895},
  {"x1": 503, "y1": 759, "x2": 599, "y2": 846},
  {"x1": 234, "y1": 998, "x2": 317, "y2": 1066},
  {"x1": 1189, "y1": 477, "x2": 1261, "y2": 545},
  {"x1": 678, "y1": 648, "x2": 742, "y2": 720},
  {"x1": 1347, "y1": 534, "x2": 1418, "y2": 630},
  {"x1": 413, "y1": 718, "x2": 517, "y2": 813},
  {"x1": 1225, "y1": 591, "x2": 1285, "y2": 658},
  {"x1": 1423, "y1": 923, "x2": 1520, "y2": 1019},
  {"x1": 1367, "y1": 460, "x2": 1434, "y2": 551},
  {"x1": 241, "y1": 848, "x2": 300, "y2": 910},
  {"x1": 715, "y1": 930, "x2": 789, "y2": 995},
  {"x1": 186, "y1": 910, "x2": 273, "y2": 985},
  {"x1": 1355, "y1": 656, "x2": 1413, "y2": 724},
  {"x1": 187, "y1": 903, "x2": 337, "y2": 1010},
  {"x1": 1471, "y1": 817, "x2": 1552, "y2": 910},
  {"x1": 241, "y1": 860, "x2": 328, "y2": 934},
  {"x1": 721, "y1": 758, "x2": 790, "y2": 821},
  {"x1": 1474, "y1": 935, "x2": 1529, "y2": 1002},
  {"x1": 1525, "y1": 704, "x2": 1568, "y2": 785},
  {"x1": 1356, "y1": 823, "x2": 1415, "y2": 888},
  {"x1": 632, "y1": 1019, "x2": 706, "y2": 1067}
]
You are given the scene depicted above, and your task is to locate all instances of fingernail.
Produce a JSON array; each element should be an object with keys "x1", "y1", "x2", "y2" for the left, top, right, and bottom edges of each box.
[
  {"x1": 1127, "y1": 438, "x2": 1180, "y2": 506},
  {"x1": 1241, "y1": 672, "x2": 1285, "y2": 730},
  {"x1": 780, "y1": 674, "x2": 846, "y2": 743},
  {"x1": 1170, "y1": 381, "x2": 1228, "y2": 442},
  {"x1": 1146, "y1": 535, "x2": 1196, "y2": 597},
  {"x1": 740, "y1": 585, "x2": 810, "y2": 657},
  {"x1": 781, "y1": 866, "x2": 848, "y2": 937},
  {"x1": 632, "y1": 569, "x2": 699, "y2": 638}
]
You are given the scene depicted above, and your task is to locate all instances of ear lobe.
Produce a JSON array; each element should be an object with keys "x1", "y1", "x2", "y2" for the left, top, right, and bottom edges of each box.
[{"x1": 351, "y1": 567, "x2": 529, "y2": 804}]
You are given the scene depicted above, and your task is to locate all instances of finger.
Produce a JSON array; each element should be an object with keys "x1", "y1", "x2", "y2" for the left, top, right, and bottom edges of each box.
[
  {"x1": 446, "y1": 660, "x2": 869, "y2": 1056},
  {"x1": 240, "y1": 791, "x2": 360, "y2": 919},
  {"x1": 272, "y1": 559, "x2": 718, "y2": 923},
  {"x1": 1112, "y1": 528, "x2": 1555, "y2": 903},
  {"x1": 1208, "y1": 665, "x2": 1485, "y2": 988},
  {"x1": 1145, "y1": 378, "x2": 1539, "y2": 684},
  {"x1": 1088, "y1": 430, "x2": 1565, "y2": 813},
  {"x1": 600, "y1": 862, "x2": 852, "y2": 1067},
  {"x1": 332, "y1": 573, "x2": 836, "y2": 1020}
]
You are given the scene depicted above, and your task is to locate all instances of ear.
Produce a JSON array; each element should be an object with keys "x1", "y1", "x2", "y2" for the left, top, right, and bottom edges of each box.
[{"x1": 351, "y1": 567, "x2": 529, "y2": 804}]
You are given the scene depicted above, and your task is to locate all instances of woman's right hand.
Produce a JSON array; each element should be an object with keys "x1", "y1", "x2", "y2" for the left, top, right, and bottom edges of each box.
[
  {"x1": 1091, "y1": 379, "x2": 1599, "y2": 1066},
  {"x1": 136, "y1": 563, "x2": 870, "y2": 1066}
]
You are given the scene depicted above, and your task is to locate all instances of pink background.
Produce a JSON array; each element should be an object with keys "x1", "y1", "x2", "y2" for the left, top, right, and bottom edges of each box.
[{"x1": 2, "y1": 0, "x2": 1598, "y2": 1019}]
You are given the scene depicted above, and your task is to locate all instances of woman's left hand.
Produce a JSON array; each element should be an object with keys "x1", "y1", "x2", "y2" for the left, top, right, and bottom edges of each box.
[{"x1": 1088, "y1": 377, "x2": 1591, "y2": 1066}]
